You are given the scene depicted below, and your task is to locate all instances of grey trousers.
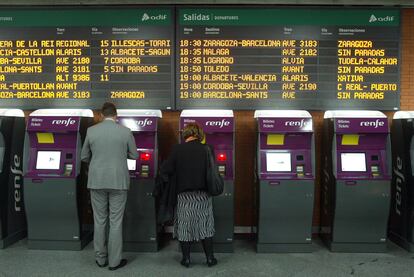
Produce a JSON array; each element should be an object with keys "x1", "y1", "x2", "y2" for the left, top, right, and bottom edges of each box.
[{"x1": 90, "y1": 189, "x2": 128, "y2": 267}]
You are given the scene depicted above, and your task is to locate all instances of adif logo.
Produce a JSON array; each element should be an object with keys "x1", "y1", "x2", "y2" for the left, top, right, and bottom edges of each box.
[
  {"x1": 284, "y1": 119, "x2": 311, "y2": 128},
  {"x1": 369, "y1": 14, "x2": 377, "y2": 22},
  {"x1": 136, "y1": 118, "x2": 153, "y2": 127},
  {"x1": 10, "y1": 154, "x2": 22, "y2": 212},
  {"x1": 142, "y1": 13, "x2": 150, "y2": 21},
  {"x1": 205, "y1": 119, "x2": 230, "y2": 128},
  {"x1": 141, "y1": 13, "x2": 167, "y2": 22},
  {"x1": 52, "y1": 117, "x2": 76, "y2": 126},
  {"x1": 369, "y1": 14, "x2": 394, "y2": 23},
  {"x1": 359, "y1": 119, "x2": 385, "y2": 128}
]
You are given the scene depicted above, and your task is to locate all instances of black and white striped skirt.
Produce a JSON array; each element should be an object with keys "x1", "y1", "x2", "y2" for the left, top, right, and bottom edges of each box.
[{"x1": 174, "y1": 190, "x2": 215, "y2": 242}]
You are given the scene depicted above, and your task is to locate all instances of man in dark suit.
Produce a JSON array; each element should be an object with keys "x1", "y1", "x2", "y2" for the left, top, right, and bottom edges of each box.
[{"x1": 81, "y1": 102, "x2": 138, "y2": 270}]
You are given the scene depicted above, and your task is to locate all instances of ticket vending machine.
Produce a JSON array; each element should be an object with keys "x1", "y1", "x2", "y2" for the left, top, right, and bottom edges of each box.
[
  {"x1": 254, "y1": 110, "x2": 315, "y2": 253},
  {"x1": 180, "y1": 110, "x2": 234, "y2": 253},
  {"x1": 23, "y1": 109, "x2": 94, "y2": 250},
  {"x1": 118, "y1": 109, "x2": 162, "y2": 252},
  {"x1": 0, "y1": 109, "x2": 26, "y2": 248},
  {"x1": 320, "y1": 110, "x2": 391, "y2": 252},
  {"x1": 389, "y1": 111, "x2": 414, "y2": 252}
]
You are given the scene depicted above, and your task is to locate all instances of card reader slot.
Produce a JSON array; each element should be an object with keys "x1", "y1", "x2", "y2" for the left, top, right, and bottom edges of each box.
[{"x1": 141, "y1": 164, "x2": 149, "y2": 177}]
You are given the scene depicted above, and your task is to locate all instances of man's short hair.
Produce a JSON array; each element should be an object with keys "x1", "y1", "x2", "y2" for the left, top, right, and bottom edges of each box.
[{"x1": 101, "y1": 102, "x2": 117, "y2": 117}]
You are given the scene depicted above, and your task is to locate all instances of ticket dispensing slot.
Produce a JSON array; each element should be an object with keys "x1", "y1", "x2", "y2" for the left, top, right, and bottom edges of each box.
[
  {"x1": 64, "y1": 152, "x2": 74, "y2": 176},
  {"x1": 296, "y1": 154, "x2": 305, "y2": 177},
  {"x1": 64, "y1": 164, "x2": 73, "y2": 177},
  {"x1": 371, "y1": 155, "x2": 380, "y2": 177},
  {"x1": 296, "y1": 161, "x2": 305, "y2": 177}
]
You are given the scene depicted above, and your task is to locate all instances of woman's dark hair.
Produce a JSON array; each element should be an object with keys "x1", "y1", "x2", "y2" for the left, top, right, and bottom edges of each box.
[
  {"x1": 101, "y1": 102, "x2": 117, "y2": 117},
  {"x1": 182, "y1": 123, "x2": 205, "y2": 142}
]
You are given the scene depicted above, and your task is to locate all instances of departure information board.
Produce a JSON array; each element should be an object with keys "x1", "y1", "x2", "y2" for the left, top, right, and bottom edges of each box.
[
  {"x1": 0, "y1": 8, "x2": 174, "y2": 109},
  {"x1": 176, "y1": 8, "x2": 400, "y2": 110}
]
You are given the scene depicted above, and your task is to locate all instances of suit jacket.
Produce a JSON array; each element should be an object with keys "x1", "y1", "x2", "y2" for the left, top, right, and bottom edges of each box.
[{"x1": 81, "y1": 119, "x2": 138, "y2": 190}]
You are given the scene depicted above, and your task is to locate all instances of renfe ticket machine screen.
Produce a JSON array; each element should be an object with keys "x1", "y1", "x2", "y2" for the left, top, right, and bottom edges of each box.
[
  {"x1": 341, "y1": 153, "x2": 367, "y2": 172},
  {"x1": 266, "y1": 152, "x2": 292, "y2": 172},
  {"x1": 127, "y1": 159, "x2": 136, "y2": 171},
  {"x1": 36, "y1": 151, "x2": 61, "y2": 170}
]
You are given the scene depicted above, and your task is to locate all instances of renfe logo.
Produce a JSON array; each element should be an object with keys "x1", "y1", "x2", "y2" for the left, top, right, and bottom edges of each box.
[
  {"x1": 51, "y1": 117, "x2": 76, "y2": 126},
  {"x1": 393, "y1": 156, "x2": 404, "y2": 216},
  {"x1": 359, "y1": 119, "x2": 385, "y2": 128},
  {"x1": 136, "y1": 118, "x2": 153, "y2": 127},
  {"x1": 205, "y1": 119, "x2": 230, "y2": 128},
  {"x1": 10, "y1": 154, "x2": 22, "y2": 212},
  {"x1": 284, "y1": 119, "x2": 310, "y2": 128}
]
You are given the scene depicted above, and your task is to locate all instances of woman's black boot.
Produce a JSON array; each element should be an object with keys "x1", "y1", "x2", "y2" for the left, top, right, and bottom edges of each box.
[
  {"x1": 179, "y1": 241, "x2": 191, "y2": 268},
  {"x1": 201, "y1": 237, "x2": 218, "y2": 267}
]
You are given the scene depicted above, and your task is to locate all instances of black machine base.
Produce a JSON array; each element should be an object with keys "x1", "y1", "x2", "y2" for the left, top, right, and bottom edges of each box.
[
  {"x1": 27, "y1": 231, "x2": 93, "y2": 250},
  {"x1": 256, "y1": 242, "x2": 313, "y2": 253},
  {"x1": 0, "y1": 230, "x2": 27, "y2": 249},
  {"x1": 124, "y1": 241, "x2": 158, "y2": 252},
  {"x1": 326, "y1": 241, "x2": 388, "y2": 253},
  {"x1": 389, "y1": 232, "x2": 414, "y2": 252}
]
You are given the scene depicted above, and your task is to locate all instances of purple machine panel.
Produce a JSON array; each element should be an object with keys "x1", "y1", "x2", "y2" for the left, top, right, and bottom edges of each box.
[
  {"x1": 25, "y1": 116, "x2": 82, "y2": 179},
  {"x1": 334, "y1": 118, "x2": 388, "y2": 134},
  {"x1": 255, "y1": 113, "x2": 315, "y2": 180},
  {"x1": 179, "y1": 114, "x2": 234, "y2": 180},
  {"x1": 332, "y1": 116, "x2": 391, "y2": 180},
  {"x1": 118, "y1": 116, "x2": 160, "y2": 179}
]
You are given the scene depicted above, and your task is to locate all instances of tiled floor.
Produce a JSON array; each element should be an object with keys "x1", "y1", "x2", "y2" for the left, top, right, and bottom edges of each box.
[{"x1": 0, "y1": 239, "x2": 413, "y2": 277}]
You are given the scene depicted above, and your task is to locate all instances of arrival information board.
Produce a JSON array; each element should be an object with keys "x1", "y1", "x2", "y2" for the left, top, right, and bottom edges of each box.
[
  {"x1": 0, "y1": 8, "x2": 174, "y2": 109},
  {"x1": 176, "y1": 8, "x2": 400, "y2": 110}
]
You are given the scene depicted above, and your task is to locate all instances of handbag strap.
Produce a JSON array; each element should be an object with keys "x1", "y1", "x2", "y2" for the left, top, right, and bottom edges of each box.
[{"x1": 205, "y1": 144, "x2": 214, "y2": 159}]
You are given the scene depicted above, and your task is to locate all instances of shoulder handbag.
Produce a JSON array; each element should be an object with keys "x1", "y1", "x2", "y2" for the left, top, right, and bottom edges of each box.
[{"x1": 205, "y1": 145, "x2": 224, "y2": 196}]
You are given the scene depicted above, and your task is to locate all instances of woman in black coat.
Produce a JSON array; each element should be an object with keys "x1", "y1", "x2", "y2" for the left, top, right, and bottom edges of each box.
[{"x1": 160, "y1": 123, "x2": 217, "y2": 268}]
